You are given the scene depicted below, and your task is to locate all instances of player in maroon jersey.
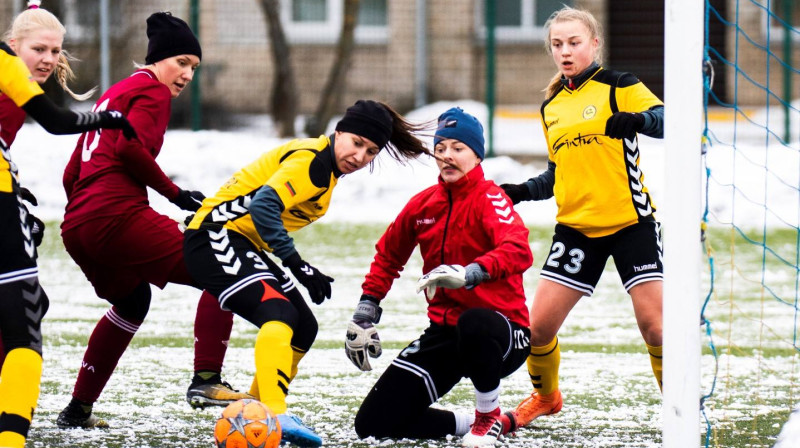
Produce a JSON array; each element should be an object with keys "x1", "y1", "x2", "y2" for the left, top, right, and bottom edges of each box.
[{"x1": 55, "y1": 12, "x2": 249, "y2": 429}]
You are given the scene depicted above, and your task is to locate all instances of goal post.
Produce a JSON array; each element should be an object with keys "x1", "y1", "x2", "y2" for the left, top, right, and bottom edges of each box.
[{"x1": 662, "y1": 0, "x2": 704, "y2": 446}]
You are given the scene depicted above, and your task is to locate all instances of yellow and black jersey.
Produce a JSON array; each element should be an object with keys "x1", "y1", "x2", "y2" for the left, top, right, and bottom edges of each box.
[
  {"x1": 188, "y1": 135, "x2": 339, "y2": 254},
  {"x1": 0, "y1": 42, "x2": 43, "y2": 108},
  {"x1": 541, "y1": 66, "x2": 663, "y2": 237}
]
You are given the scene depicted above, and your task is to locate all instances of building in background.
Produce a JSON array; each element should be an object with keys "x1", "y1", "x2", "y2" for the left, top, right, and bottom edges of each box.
[{"x1": 0, "y1": 0, "x2": 796, "y2": 126}]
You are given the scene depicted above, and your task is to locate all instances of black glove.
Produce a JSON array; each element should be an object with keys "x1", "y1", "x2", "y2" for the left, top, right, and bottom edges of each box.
[
  {"x1": 27, "y1": 213, "x2": 45, "y2": 247},
  {"x1": 500, "y1": 183, "x2": 531, "y2": 205},
  {"x1": 19, "y1": 187, "x2": 38, "y2": 206},
  {"x1": 170, "y1": 189, "x2": 205, "y2": 212},
  {"x1": 98, "y1": 110, "x2": 138, "y2": 140},
  {"x1": 283, "y1": 252, "x2": 334, "y2": 305},
  {"x1": 605, "y1": 112, "x2": 645, "y2": 139}
]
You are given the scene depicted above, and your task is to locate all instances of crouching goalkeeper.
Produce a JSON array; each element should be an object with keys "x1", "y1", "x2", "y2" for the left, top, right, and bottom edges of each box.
[{"x1": 345, "y1": 107, "x2": 533, "y2": 447}]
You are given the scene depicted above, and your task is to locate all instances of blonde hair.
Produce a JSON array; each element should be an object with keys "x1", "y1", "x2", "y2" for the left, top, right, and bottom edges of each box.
[
  {"x1": 5, "y1": 7, "x2": 96, "y2": 101},
  {"x1": 542, "y1": 6, "x2": 604, "y2": 99}
]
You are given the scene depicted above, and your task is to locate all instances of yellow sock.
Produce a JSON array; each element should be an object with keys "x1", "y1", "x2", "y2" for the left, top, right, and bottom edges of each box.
[
  {"x1": 248, "y1": 374, "x2": 259, "y2": 400},
  {"x1": 528, "y1": 336, "x2": 560, "y2": 396},
  {"x1": 646, "y1": 343, "x2": 663, "y2": 392},
  {"x1": 254, "y1": 321, "x2": 293, "y2": 414},
  {"x1": 0, "y1": 348, "x2": 43, "y2": 448},
  {"x1": 249, "y1": 346, "x2": 305, "y2": 400},
  {"x1": 289, "y1": 347, "x2": 306, "y2": 382}
]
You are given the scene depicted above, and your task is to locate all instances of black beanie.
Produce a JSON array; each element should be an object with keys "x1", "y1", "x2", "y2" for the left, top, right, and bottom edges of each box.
[
  {"x1": 335, "y1": 100, "x2": 393, "y2": 149},
  {"x1": 145, "y1": 12, "x2": 202, "y2": 65}
]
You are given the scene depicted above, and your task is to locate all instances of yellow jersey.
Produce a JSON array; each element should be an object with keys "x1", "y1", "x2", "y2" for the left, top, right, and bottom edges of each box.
[
  {"x1": 188, "y1": 135, "x2": 339, "y2": 253},
  {"x1": 542, "y1": 67, "x2": 663, "y2": 237}
]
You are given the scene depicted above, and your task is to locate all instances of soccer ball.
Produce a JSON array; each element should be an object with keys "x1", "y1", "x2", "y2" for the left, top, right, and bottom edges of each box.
[{"x1": 214, "y1": 398, "x2": 281, "y2": 448}]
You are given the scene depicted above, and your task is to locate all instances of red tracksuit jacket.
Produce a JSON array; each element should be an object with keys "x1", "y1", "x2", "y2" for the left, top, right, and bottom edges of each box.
[{"x1": 362, "y1": 165, "x2": 532, "y2": 328}]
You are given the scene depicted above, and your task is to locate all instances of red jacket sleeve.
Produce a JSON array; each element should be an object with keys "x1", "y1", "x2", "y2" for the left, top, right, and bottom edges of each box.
[
  {"x1": 361, "y1": 201, "x2": 419, "y2": 300},
  {"x1": 473, "y1": 186, "x2": 533, "y2": 279},
  {"x1": 114, "y1": 84, "x2": 179, "y2": 200}
]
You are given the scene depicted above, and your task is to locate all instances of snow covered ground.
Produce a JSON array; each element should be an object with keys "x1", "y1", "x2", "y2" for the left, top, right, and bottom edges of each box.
[{"x1": 8, "y1": 101, "x2": 800, "y2": 447}]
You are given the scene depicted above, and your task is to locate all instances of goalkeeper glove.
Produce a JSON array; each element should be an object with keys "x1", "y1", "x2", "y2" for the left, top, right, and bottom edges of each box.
[
  {"x1": 345, "y1": 295, "x2": 383, "y2": 371},
  {"x1": 416, "y1": 263, "x2": 489, "y2": 296}
]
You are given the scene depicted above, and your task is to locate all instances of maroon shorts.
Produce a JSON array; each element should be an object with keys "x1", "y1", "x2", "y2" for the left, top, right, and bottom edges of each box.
[{"x1": 61, "y1": 208, "x2": 196, "y2": 302}]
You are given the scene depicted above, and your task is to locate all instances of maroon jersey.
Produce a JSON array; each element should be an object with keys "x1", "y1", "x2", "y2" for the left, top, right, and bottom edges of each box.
[
  {"x1": 0, "y1": 93, "x2": 26, "y2": 149},
  {"x1": 62, "y1": 69, "x2": 179, "y2": 231}
]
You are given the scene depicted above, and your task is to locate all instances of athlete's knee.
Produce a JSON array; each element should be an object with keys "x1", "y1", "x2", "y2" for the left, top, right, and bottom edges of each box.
[
  {"x1": 250, "y1": 297, "x2": 299, "y2": 330},
  {"x1": 292, "y1": 314, "x2": 318, "y2": 353},
  {"x1": 112, "y1": 282, "x2": 151, "y2": 322},
  {"x1": 354, "y1": 399, "x2": 384, "y2": 438}
]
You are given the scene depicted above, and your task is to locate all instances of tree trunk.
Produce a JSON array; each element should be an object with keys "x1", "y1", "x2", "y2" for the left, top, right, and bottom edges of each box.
[
  {"x1": 258, "y1": 0, "x2": 298, "y2": 137},
  {"x1": 304, "y1": 0, "x2": 360, "y2": 137}
]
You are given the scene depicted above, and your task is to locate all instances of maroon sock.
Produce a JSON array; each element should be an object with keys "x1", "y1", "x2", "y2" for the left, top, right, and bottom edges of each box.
[
  {"x1": 193, "y1": 290, "x2": 233, "y2": 373},
  {"x1": 72, "y1": 306, "x2": 140, "y2": 403}
]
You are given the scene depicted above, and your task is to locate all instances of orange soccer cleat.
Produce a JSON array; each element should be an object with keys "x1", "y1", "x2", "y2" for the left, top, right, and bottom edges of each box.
[{"x1": 513, "y1": 389, "x2": 563, "y2": 427}]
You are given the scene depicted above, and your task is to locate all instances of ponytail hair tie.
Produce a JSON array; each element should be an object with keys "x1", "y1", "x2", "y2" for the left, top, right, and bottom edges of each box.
[{"x1": 27, "y1": 0, "x2": 42, "y2": 9}]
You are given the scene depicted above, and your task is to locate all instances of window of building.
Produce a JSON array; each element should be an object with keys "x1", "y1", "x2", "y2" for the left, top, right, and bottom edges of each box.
[
  {"x1": 480, "y1": 0, "x2": 574, "y2": 42},
  {"x1": 282, "y1": 0, "x2": 388, "y2": 44}
]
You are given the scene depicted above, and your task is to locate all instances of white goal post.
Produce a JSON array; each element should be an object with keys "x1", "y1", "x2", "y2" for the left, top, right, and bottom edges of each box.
[{"x1": 662, "y1": 0, "x2": 704, "y2": 446}]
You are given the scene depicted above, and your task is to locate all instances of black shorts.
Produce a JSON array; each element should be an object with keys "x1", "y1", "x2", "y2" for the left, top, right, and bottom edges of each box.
[
  {"x1": 0, "y1": 192, "x2": 38, "y2": 282},
  {"x1": 183, "y1": 227, "x2": 293, "y2": 310},
  {"x1": 540, "y1": 221, "x2": 663, "y2": 296},
  {"x1": 184, "y1": 227, "x2": 318, "y2": 351},
  {"x1": 391, "y1": 313, "x2": 530, "y2": 403}
]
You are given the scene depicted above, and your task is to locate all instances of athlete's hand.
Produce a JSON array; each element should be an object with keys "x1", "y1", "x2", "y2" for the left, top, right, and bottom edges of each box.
[
  {"x1": 19, "y1": 187, "x2": 38, "y2": 206},
  {"x1": 500, "y1": 183, "x2": 531, "y2": 204},
  {"x1": 416, "y1": 264, "x2": 467, "y2": 297},
  {"x1": 464, "y1": 262, "x2": 490, "y2": 290},
  {"x1": 97, "y1": 110, "x2": 138, "y2": 140},
  {"x1": 284, "y1": 253, "x2": 334, "y2": 304},
  {"x1": 171, "y1": 189, "x2": 205, "y2": 212},
  {"x1": 345, "y1": 295, "x2": 383, "y2": 371},
  {"x1": 605, "y1": 112, "x2": 645, "y2": 139},
  {"x1": 27, "y1": 213, "x2": 45, "y2": 247}
]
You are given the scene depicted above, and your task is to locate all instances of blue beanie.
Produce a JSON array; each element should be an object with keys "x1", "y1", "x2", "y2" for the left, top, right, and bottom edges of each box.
[{"x1": 434, "y1": 107, "x2": 485, "y2": 160}]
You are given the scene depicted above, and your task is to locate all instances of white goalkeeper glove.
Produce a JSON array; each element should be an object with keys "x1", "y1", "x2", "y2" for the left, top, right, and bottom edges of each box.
[
  {"x1": 415, "y1": 263, "x2": 489, "y2": 296},
  {"x1": 345, "y1": 295, "x2": 383, "y2": 371}
]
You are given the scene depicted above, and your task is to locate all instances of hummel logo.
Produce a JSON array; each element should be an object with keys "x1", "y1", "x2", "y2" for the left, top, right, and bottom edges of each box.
[{"x1": 301, "y1": 265, "x2": 314, "y2": 276}]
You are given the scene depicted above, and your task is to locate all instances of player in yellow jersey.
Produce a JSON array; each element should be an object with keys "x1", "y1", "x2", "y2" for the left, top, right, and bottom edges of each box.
[
  {"x1": 183, "y1": 100, "x2": 431, "y2": 446},
  {"x1": 500, "y1": 6, "x2": 665, "y2": 429},
  {"x1": 0, "y1": 3, "x2": 135, "y2": 448}
]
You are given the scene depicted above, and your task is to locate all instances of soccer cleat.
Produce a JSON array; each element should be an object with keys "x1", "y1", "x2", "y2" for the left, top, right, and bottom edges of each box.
[
  {"x1": 513, "y1": 389, "x2": 563, "y2": 427},
  {"x1": 56, "y1": 403, "x2": 109, "y2": 429},
  {"x1": 186, "y1": 376, "x2": 255, "y2": 409},
  {"x1": 461, "y1": 408, "x2": 505, "y2": 447},
  {"x1": 277, "y1": 413, "x2": 323, "y2": 447}
]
